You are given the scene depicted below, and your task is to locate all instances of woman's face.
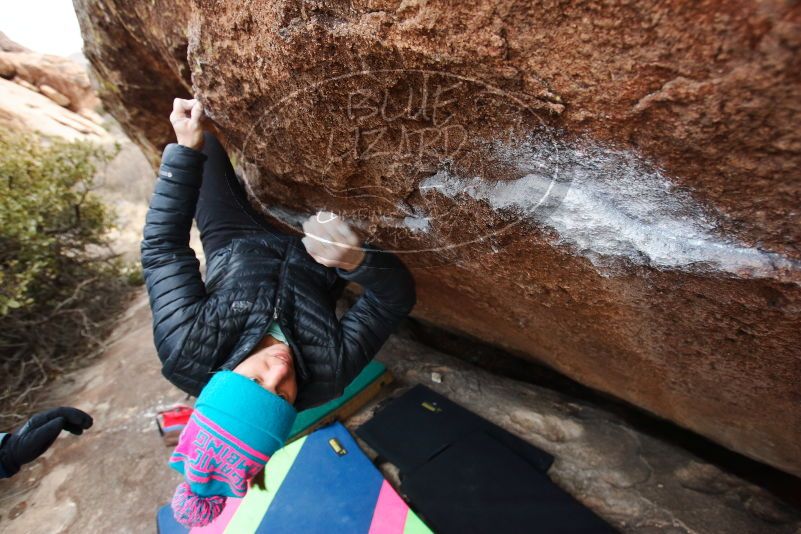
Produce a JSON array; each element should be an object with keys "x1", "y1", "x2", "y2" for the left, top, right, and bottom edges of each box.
[{"x1": 233, "y1": 336, "x2": 297, "y2": 404}]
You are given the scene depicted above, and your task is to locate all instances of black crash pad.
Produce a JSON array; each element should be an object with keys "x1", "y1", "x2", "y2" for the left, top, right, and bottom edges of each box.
[
  {"x1": 403, "y1": 430, "x2": 615, "y2": 533},
  {"x1": 356, "y1": 384, "x2": 554, "y2": 473},
  {"x1": 357, "y1": 385, "x2": 615, "y2": 534}
]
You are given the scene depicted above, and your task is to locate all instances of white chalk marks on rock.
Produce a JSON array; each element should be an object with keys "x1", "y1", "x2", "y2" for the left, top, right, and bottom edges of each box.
[
  {"x1": 418, "y1": 133, "x2": 799, "y2": 279},
  {"x1": 236, "y1": 68, "x2": 796, "y2": 278}
]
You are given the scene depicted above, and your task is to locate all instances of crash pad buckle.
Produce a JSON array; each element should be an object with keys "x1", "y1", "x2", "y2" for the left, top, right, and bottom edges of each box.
[
  {"x1": 328, "y1": 437, "x2": 347, "y2": 456},
  {"x1": 421, "y1": 401, "x2": 442, "y2": 413}
]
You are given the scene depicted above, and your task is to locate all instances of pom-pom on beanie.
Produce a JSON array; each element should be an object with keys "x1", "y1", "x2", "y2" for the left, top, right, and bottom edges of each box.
[{"x1": 168, "y1": 370, "x2": 297, "y2": 527}]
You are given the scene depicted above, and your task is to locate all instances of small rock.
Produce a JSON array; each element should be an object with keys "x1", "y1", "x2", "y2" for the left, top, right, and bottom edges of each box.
[
  {"x1": 744, "y1": 492, "x2": 800, "y2": 524},
  {"x1": 79, "y1": 108, "x2": 104, "y2": 125},
  {"x1": 675, "y1": 461, "x2": 737, "y2": 495},
  {"x1": 431, "y1": 371, "x2": 442, "y2": 383},
  {"x1": 510, "y1": 410, "x2": 584, "y2": 442},
  {"x1": 9, "y1": 500, "x2": 27, "y2": 519},
  {"x1": 13, "y1": 76, "x2": 38, "y2": 92},
  {"x1": 0, "y1": 57, "x2": 15, "y2": 79},
  {"x1": 39, "y1": 84, "x2": 71, "y2": 107}
]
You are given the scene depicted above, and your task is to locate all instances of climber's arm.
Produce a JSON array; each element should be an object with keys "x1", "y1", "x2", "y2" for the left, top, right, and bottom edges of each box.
[
  {"x1": 0, "y1": 433, "x2": 9, "y2": 478},
  {"x1": 334, "y1": 246, "x2": 416, "y2": 386},
  {"x1": 140, "y1": 99, "x2": 209, "y2": 376},
  {"x1": 302, "y1": 213, "x2": 416, "y2": 391}
]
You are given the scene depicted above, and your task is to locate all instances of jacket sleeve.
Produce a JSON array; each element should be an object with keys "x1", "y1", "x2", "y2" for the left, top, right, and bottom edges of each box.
[
  {"x1": 140, "y1": 143, "x2": 209, "y2": 392},
  {"x1": 335, "y1": 246, "x2": 416, "y2": 387},
  {"x1": 0, "y1": 433, "x2": 9, "y2": 478}
]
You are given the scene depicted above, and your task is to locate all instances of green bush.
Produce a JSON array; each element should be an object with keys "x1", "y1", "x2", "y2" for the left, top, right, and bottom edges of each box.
[{"x1": 0, "y1": 132, "x2": 137, "y2": 428}]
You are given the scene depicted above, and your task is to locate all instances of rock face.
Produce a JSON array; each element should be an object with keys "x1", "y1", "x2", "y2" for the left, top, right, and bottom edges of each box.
[
  {"x1": 0, "y1": 32, "x2": 108, "y2": 141},
  {"x1": 0, "y1": 77, "x2": 109, "y2": 142},
  {"x1": 74, "y1": 1, "x2": 801, "y2": 476},
  {"x1": 0, "y1": 32, "x2": 100, "y2": 112}
]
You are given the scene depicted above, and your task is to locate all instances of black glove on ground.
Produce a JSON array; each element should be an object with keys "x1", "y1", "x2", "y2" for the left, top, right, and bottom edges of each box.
[{"x1": 0, "y1": 407, "x2": 93, "y2": 477}]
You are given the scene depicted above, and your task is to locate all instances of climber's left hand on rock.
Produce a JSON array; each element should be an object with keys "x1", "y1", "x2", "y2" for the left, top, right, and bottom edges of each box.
[
  {"x1": 302, "y1": 211, "x2": 365, "y2": 271},
  {"x1": 170, "y1": 98, "x2": 204, "y2": 151}
]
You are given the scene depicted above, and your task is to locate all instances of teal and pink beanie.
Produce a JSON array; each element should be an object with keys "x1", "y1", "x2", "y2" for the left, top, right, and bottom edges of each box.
[{"x1": 169, "y1": 371, "x2": 297, "y2": 527}]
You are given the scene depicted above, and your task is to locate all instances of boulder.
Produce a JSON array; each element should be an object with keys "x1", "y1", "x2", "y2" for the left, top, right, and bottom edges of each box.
[
  {"x1": 39, "y1": 84, "x2": 71, "y2": 107},
  {"x1": 0, "y1": 77, "x2": 111, "y2": 142},
  {"x1": 12, "y1": 76, "x2": 38, "y2": 92},
  {"x1": 0, "y1": 33, "x2": 109, "y2": 142},
  {"x1": 0, "y1": 33, "x2": 99, "y2": 112},
  {"x1": 0, "y1": 56, "x2": 14, "y2": 79},
  {"x1": 74, "y1": 0, "x2": 801, "y2": 476},
  {"x1": 0, "y1": 31, "x2": 30, "y2": 53}
]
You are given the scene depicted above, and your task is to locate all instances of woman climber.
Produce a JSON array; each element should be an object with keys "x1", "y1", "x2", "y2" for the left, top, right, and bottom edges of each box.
[{"x1": 141, "y1": 98, "x2": 415, "y2": 527}]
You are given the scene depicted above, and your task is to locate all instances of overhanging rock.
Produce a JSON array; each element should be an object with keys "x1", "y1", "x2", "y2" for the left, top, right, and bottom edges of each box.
[{"x1": 74, "y1": 0, "x2": 801, "y2": 476}]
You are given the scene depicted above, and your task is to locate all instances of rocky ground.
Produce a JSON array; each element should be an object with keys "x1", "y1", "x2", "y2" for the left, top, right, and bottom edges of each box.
[{"x1": 0, "y1": 289, "x2": 798, "y2": 534}]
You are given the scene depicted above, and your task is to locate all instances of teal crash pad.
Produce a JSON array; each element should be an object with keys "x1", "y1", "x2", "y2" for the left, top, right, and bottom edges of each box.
[{"x1": 288, "y1": 359, "x2": 392, "y2": 442}]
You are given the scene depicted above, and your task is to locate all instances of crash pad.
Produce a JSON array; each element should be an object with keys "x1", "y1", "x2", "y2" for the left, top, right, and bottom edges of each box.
[
  {"x1": 356, "y1": 385, "x2": 614, "y2": 534},
  {"x1": 402, "y1": 430, "x2": 614, "y2": 533},
  {"x1": 156, "y1": 422, "x2": 432, "y2": 534},
  {"x1": 356, "y1": 384, "x2": 554, "y2": 473},
  {"x1": 288, "y1": 360, "x2": 392, "y2": 442}
]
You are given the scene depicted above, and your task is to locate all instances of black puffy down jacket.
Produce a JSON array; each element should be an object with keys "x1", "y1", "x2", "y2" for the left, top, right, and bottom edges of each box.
[{"x1": 141, "y1": 144, "x2": 416, "y2": 409}]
